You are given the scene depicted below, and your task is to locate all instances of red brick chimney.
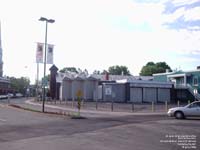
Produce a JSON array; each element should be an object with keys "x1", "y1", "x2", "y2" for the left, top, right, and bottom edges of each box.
[{"x1": 105, "y1": 72, "x2": 109, "y2": 80}]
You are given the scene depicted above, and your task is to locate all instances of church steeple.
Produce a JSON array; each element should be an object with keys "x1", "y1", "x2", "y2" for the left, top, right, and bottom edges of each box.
[
  {"x1": 0, "y1": 22, "x2": 2, "y2": 48},
  {"x1": 0, "y1": 22, "x2": 3, "y2": 77}
]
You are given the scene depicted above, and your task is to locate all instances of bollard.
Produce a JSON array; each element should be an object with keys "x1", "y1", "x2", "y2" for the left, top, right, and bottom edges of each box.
[
  {"x1": 165, "y1": 101, "x2": 168, "y2": 112},
  {"x1": 152, "y1": 101, "x2": 155, "y2": 112},
  {"x1": 132, "y1": 102, "x2": 134, "y2": 112},
  {"x1": 177, "y1": 100, "x2": 180, "y2": 107}
]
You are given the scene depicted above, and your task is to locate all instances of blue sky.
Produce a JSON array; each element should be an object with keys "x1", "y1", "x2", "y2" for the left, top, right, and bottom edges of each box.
[{"x1": 0, "y1": 0, "x2": 199, "y2": 83}]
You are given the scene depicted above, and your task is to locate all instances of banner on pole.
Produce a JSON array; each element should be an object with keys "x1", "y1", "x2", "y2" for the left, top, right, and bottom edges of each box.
[
  {"x1": 36, "y1": 43, "x2": 44, "y2": 63},
  {"x1": 47, "y1": 44, "x2": 54, "y2": 64}
]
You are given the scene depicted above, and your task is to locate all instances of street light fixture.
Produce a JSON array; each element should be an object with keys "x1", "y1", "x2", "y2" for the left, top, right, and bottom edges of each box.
[{"x1": 39, "y1": 17, "x2": 55, "y2": 112}]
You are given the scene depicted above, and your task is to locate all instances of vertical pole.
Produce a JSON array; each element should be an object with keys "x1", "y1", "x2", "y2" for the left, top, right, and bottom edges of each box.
[
  {"x1": 36, "y1": 63, "x2": 39, "y2": 101},
  {"x1": 177, "y1": 100, "x2": 180, "y2": 107},
  {"x1": 184, "y1": 74, "x2": 186, "y2": 86},
  {"x1": 72, "y1": 98, "x2": 74, "y2": 108},
  {"x1": 81, "y1": 98, "x2": 84, "y2": 109},
  {"x1": 132, "y1": 102, "x2": 134, "y2": 112},
  {"x1": 42, "y1": 21, "x2": 48, "y2": 113},
  {"x1": 111, "y1": 100, "x2": 114, "y2": 112},
  {"x1": 165, "y1": 101, "x2": 168, "y2": 112},
  {"x1": 7, "y1": 95, "x2": 10, "y2": 104},
  {"x1": 152, "y1": 101, "x2": 155, "y2": 112},
  {"x1": 96, "y1": 98, "x2": 98, "y2": 110}
]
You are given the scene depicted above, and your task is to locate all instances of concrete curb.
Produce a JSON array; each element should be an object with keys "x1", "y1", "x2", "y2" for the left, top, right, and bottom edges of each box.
[{"x1": 8, "y1": 104, "x2": 70, "y2": 117}]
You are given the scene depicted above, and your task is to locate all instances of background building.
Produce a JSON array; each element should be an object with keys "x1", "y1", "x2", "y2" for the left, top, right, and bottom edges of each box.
[
  {"x1": 52, "y1": 66, "x2": 172, "y2": 103},
  {"x1": 153, "y1": 67, "x2": 200, "y2": 102},
  {"x1": 0, "y1": 22, "x2": 10, "y2": 96}
]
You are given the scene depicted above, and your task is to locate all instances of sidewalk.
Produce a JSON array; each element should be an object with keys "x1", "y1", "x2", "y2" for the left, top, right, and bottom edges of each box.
[{"x1": 7, "y1": 98, "x2": 169, "y2": 118}]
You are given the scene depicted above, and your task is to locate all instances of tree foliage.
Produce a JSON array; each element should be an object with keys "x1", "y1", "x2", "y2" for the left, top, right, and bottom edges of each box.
[
  {"x1": 93, "y1": 70, "x2": 101, "y2": 75},
  {"x1": 140, "y1": 62, "x2": 172, "y2": 76},
  {"x1": 59, "y1": 67, "x2": 79, "y2": 73},
  {"x1": 9, "y1": 77, "x2": 30, "y2": 94},
  {"x1": 108, "y1": 65, "x2": 131, "y2": 75}
]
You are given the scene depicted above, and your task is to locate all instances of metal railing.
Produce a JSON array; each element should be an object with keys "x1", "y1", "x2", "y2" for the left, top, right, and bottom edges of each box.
[
  {"x1": 174, "y1": 83, "x2": 200, "y2": 101},
  {"x1": 186, "y1": 84, "x2": 200, "y2": 100}
]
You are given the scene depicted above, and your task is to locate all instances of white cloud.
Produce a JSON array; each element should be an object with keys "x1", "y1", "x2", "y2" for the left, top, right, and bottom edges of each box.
[
  {"x1": 162, "y1": 7, "x2": 185, "y2": 23},
  {"x1": 184, "y1": 6, "x2": 200, "y2": 21},
  {"x1": 172, "y1": 0, "x2": 199, "y2": 6},
  {"x1": 0, "y1": 0, "x2": 199, "y2": 82}
]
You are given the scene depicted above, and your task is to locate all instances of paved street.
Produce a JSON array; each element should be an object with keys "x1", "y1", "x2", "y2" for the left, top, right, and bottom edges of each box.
[{"x1": 0, "y1": 98, "x2": 199, "y2": 150}]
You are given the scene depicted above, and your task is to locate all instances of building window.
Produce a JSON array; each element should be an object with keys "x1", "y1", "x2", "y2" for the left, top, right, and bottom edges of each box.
[
  {"x1": 179, "y1": 78, "x2": 184, "y2": 85},
  {"x1": 193, "y1": 77, "x2": 198, "y2": 86}
]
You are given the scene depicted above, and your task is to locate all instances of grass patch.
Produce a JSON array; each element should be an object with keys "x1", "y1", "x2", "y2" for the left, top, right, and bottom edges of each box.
[{"x1": 69, "y1": 112, "x2": 87, "y2": 119}]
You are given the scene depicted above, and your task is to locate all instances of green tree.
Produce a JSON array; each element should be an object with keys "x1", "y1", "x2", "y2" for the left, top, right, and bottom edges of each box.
[
  {"x1": 140, "y1": 62, "x2": 172, "y2": 76},
  {"x1": 59, "y1": 67, "x2": 79, "y2": 73},
  {"x1": 9, "y1": 77, "x2": 30, "y2": 95},
  {"x1": 108, "y1": 65, "x2": 131, "y2": 75},
  {"x1": 101, "y1": 70, "x2": 108, "y2": 75},
  {"x1": 93, "y1": 70, "x2": 101, "y2": 75}
]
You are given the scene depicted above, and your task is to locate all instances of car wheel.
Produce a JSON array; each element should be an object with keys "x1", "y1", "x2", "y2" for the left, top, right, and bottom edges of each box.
[{"x1": 175, "y1": 111, "x2": 184, "y2": 119}]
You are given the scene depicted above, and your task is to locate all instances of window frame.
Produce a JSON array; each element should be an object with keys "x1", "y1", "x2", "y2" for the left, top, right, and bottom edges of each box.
[{"x1": 193, "y1": 77, "x2": 198, "y2": 86}]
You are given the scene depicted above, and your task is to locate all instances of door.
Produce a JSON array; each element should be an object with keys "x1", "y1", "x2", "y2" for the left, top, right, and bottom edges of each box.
[{"x1": 185, "y1": 102, "x2": 200, "y2": 116}]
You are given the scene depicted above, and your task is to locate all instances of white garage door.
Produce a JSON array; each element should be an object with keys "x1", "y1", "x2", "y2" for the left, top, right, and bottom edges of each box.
[
  {"x1": 130, "y1": 88, "x2": 143, "y2": 103},
  {"x1": 158, "y1": 88, "x2": 170, "y2": 102},
  {"x1": 143, "y1": 88, "x2": 157, "y2": 102}
]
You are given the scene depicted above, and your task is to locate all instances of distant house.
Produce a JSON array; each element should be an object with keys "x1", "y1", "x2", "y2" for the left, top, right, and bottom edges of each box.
[
  {"x1": 0, "y1": 77, "x2": 11, "y2": 96},
  {"x1": 55, "y1": 72, "x2": 137, "y2": 101},
  {"x1": 153, "y1": 67, "x2": 200, "y2": 102}
]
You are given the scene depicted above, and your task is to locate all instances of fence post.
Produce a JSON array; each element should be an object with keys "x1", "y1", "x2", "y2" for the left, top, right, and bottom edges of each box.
[
  {"x1": 81, "y1": 98, "x2": 84, "y2": 109},
  {"x1": 132, "y1": 102, "x2": 134, "y2": 112},
  {"x1": 96, "y1": 99, "x2": 98, "y2": 110},
  {"x1": 152, "y1": 101, "x2": 155, "y2": 112},
  {"x1": 72, "y1": 98, "x2": 74, "y2": 108},
  {"x1": 177, "y1": 100, "x2": 180, "y2": 107},
  {"x1": 7, "y1": 95, "x2": 10, "y2": 104},
  {"x1": 111, "y1": 100, "x2": 114, "y2": 112},
  {"x1": 165, "y1": 101, "x2": 168, "y2": 112}
]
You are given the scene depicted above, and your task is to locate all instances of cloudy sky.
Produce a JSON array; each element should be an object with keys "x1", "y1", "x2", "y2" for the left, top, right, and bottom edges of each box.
[{"x1": 0, "y1": 0, "x2": 200, "y2": 83}]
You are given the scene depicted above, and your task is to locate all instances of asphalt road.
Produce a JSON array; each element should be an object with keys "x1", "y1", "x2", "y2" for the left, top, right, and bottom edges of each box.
[{"x1": 0, "y1": 98, "x2": 199, "y2": 150}]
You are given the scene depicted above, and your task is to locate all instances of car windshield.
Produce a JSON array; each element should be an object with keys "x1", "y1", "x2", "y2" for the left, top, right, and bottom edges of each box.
[{"x1": 187, "y1": 102, "x2": 200, "y2": 108}]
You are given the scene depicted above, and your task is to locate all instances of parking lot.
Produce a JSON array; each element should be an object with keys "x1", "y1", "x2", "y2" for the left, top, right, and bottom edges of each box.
[{"x1": 0, "y1": 98, "x2": 199, "y2": 150}]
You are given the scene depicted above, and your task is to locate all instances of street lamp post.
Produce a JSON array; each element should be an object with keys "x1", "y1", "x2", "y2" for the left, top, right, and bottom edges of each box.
[{"x1": 39, "y1": 17, "x2": 55, "y2": 112}]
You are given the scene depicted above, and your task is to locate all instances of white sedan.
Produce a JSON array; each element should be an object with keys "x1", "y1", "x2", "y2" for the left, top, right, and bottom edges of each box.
[{"x1": 167, "y1": 101, "x2": 200, "y2": 119}]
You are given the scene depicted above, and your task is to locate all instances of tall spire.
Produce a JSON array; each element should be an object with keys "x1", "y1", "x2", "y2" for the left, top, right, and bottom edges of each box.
[
  {"x1": 0, "y1": 21, "x2": 1, "y2": 48},
  {"x1": 0, "y1": 21, "x2": 3, "y2": 77}
]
